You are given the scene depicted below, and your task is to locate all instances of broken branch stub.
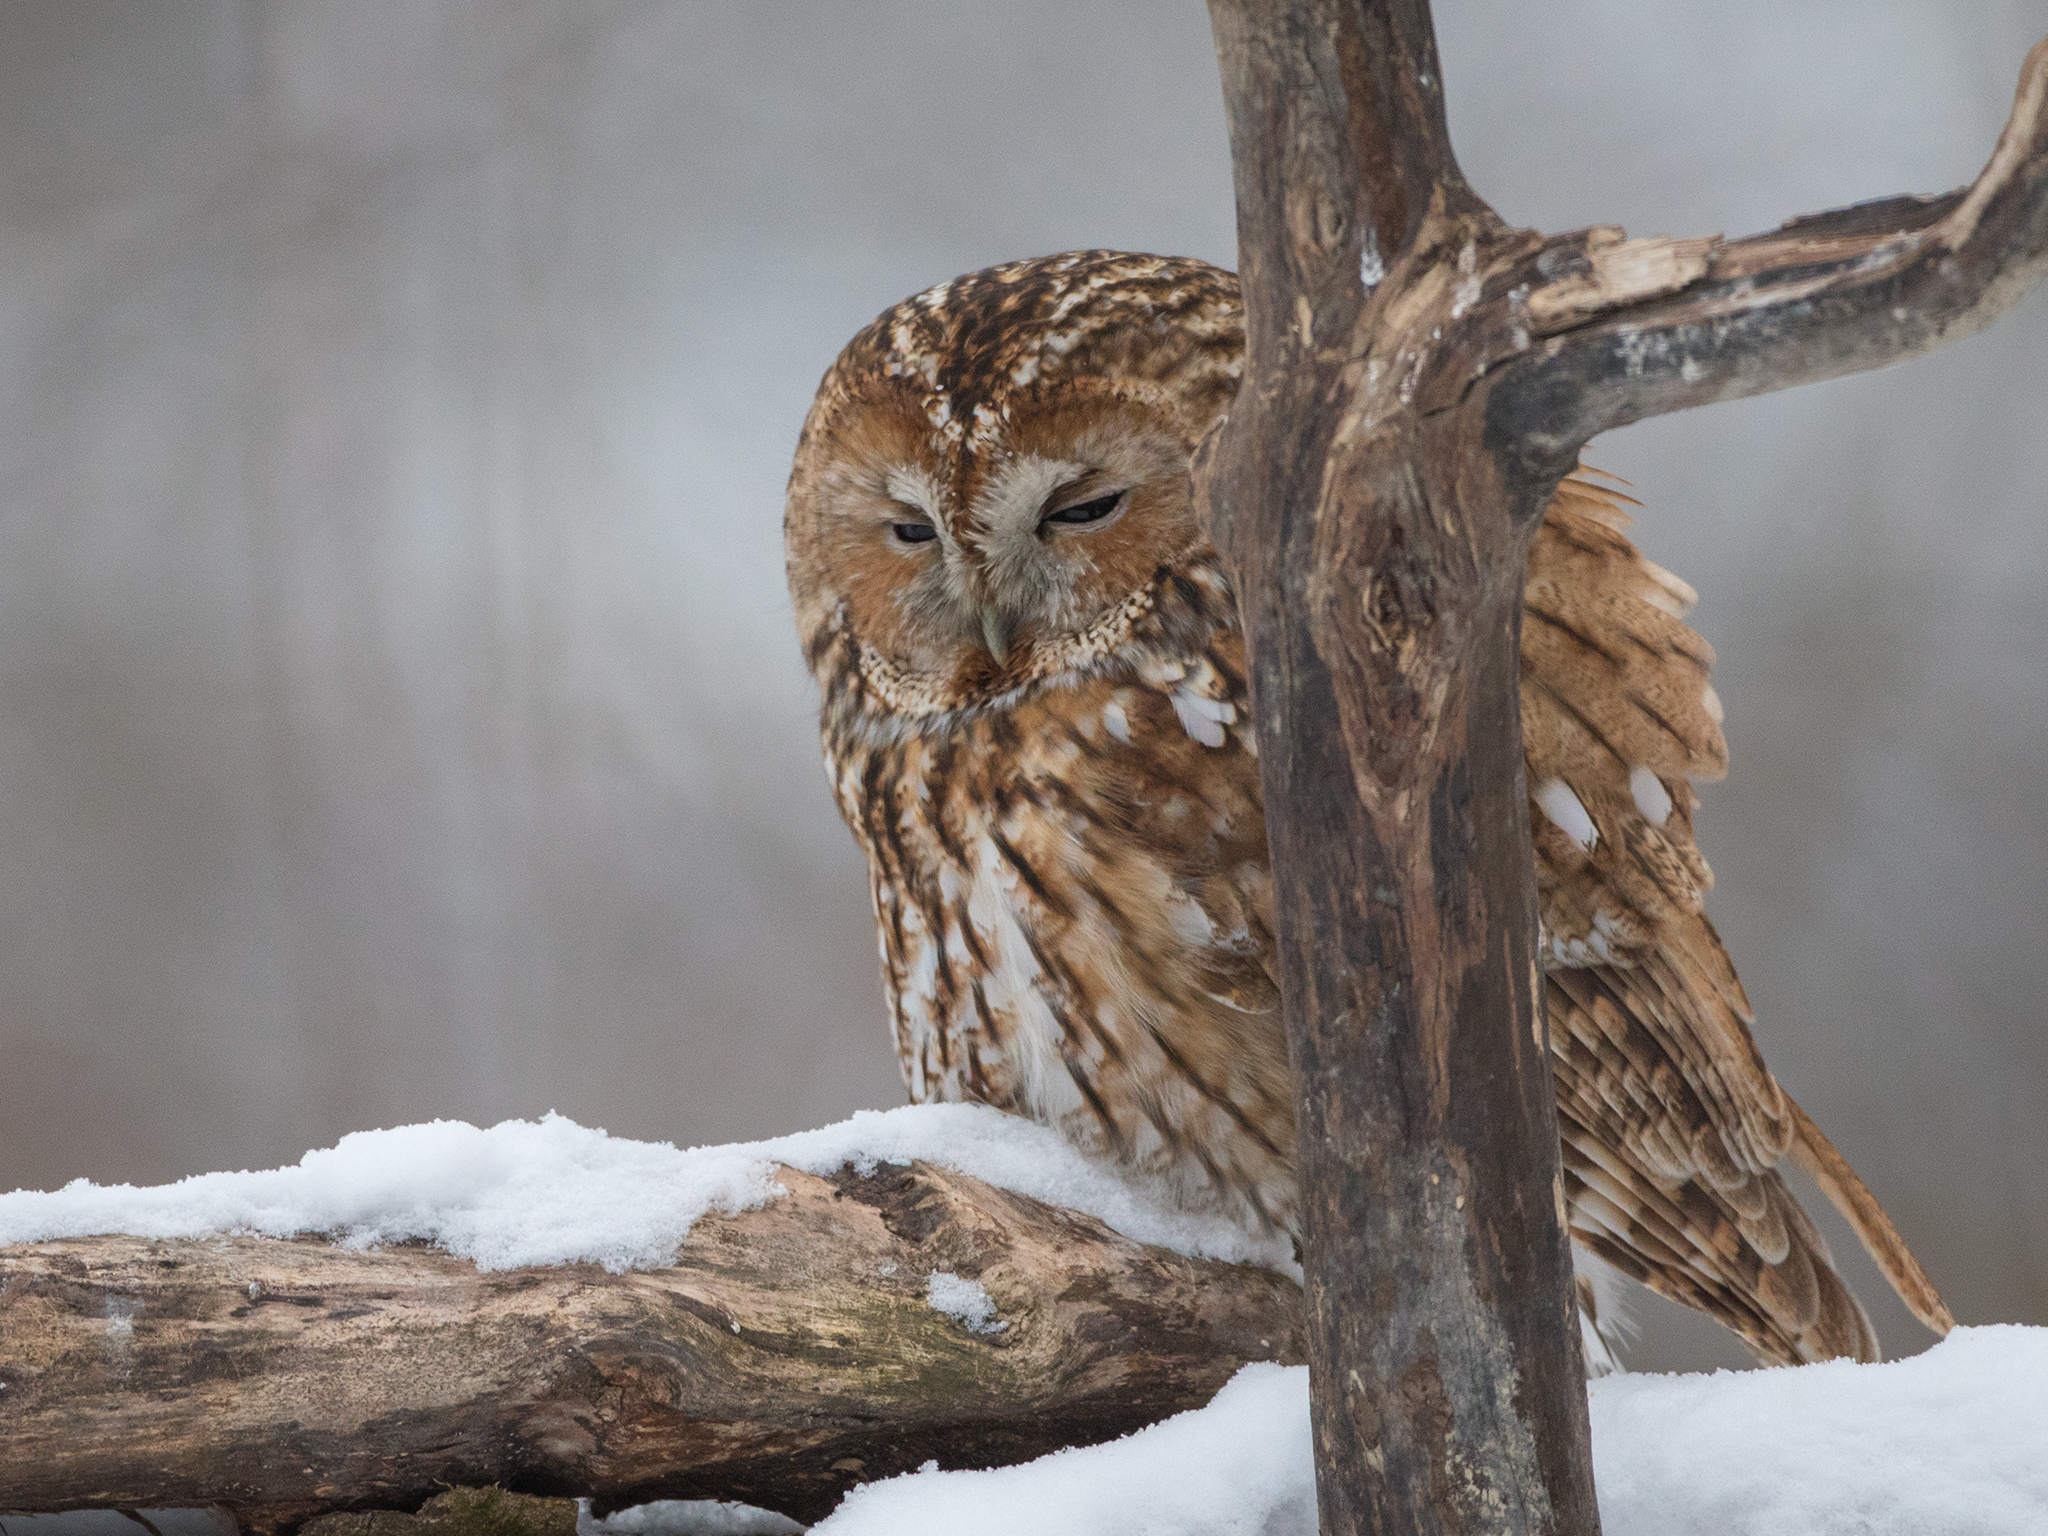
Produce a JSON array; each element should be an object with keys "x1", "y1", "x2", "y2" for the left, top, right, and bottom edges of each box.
[
  {"x1": 0, "y1": 1161, "x2": 1305, "y2": 1532},
  {"x1": 1490, "y1": 36, "x2": 2048, "y2": 478}
]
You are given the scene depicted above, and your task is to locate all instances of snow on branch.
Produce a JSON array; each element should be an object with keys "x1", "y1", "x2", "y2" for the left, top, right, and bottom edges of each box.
[
  {"x1": 0, "y1": 1110, "x2": 1303, "y2": 1531},
  {"x1": 4, "y1": 1114, "x2": 2044, "y2": 1535}
]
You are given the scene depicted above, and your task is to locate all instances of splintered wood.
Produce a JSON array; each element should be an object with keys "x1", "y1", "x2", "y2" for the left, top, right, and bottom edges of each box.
[{"x1": 1523, "y1": 230, "x2": 1721, "y2": 331}]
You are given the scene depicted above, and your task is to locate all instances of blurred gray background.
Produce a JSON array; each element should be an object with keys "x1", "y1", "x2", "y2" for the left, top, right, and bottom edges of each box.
[{"x1": 0, "y1": 0, "x2": 2041, "y2": 1373}]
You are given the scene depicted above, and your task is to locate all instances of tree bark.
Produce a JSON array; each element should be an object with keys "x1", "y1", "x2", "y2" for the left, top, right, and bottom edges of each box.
[
  {"x1": 1491, "y1": 37, "x2": 2048, "y2": 470},
  {"x1": 0, "y1": 1161, "x2": 1304, "y2": 1532},
  {"x1": 1197, "y1": 5, "x2": 2048, "y2": 1535},
  {"x1": 1198, "y1": 6, "x2": 1596, "y2": 1533}
]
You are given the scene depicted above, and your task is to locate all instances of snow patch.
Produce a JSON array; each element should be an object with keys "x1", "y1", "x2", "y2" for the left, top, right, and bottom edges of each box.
[
  {"x1": 925, "y1": 1270, "x2": 1005, "y2": 1335},
  {"x1": 815, "y1": 1327, "x2": 2048, "y2": 1535},
  {"x1": 0, "y1": 1103, "x2": 1294, "y2": 1276},
  {"x1": 0, "y1": 1115, "x2": 774, "y2": 1274},
  {"x1": 816, "y1": 1362, "x2": 1313, "y2": 1536}
]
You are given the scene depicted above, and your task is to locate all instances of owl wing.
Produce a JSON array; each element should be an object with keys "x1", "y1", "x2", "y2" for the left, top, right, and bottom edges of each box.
[{"x1": 1522, "y1": 472, "x2": 1952, "y2": 1363}]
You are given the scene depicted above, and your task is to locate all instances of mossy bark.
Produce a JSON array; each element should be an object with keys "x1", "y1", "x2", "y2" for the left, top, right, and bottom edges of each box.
[
  {"x1": 0, "y1": 1161, "x2": 1303, "y2": 1531},
  {"x1": 302, "y1": 1489, "x2": 581, "y2": 1536}
]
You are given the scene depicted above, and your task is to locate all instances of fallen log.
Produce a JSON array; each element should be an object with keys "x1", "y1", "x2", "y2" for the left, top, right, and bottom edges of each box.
[{"x1": 0, "y1": 1159, "x2": 1304, "y2": 1531}]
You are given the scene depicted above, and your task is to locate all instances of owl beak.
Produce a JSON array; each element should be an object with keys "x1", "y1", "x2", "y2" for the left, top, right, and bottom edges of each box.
[{"x1": 978, "y1": 606, "x2": 1015, "y2": 664}]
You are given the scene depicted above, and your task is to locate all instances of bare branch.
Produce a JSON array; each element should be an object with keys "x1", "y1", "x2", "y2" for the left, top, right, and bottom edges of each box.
[
  {"x1": 0, "y1": 1162, "x2": 1303, "y2": 1533},
  {"x1": 1492, "y1": 37, "x2": 2048, "y2": 468}
]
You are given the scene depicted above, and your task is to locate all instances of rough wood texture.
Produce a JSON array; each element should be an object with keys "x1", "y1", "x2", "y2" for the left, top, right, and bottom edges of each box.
[
  {"x1": 1198, "y1": 4, "x2": 2048, "y2": 1535},
  {"x1": 0, "y1": 1161, "x2": 1305, "y2": 1532},
  {"x1": 1492, "y1": 37, "x2": 2048, "y2": 471},
  {"x1": 1198, "y1": 5, "x2": 1598, "y2": 1533},
  {"x1": 302, "y1": 1488, "x2": 583, "y2": 1536}
]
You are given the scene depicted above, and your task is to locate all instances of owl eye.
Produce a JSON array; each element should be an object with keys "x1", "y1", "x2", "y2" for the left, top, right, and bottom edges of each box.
[
  {"x1": 1041, "y1": 491, "x2": 1124, "y2": 529},
  {"x1": 891, "y1": 521, "x2": 939, "y2": 545}
]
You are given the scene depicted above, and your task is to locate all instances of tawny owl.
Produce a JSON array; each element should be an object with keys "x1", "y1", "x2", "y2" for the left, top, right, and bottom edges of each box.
[{"x1": 784, "y1": 249, "x2": 1951, "y2": 1368}]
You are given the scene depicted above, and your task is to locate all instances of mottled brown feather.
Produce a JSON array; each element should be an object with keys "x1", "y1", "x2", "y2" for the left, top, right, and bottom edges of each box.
[{"x1": 785, "y1": 251, "x2": 1950, "y2": 1370}]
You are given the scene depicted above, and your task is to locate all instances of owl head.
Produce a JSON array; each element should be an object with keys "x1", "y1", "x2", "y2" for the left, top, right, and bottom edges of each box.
[{"x1": 785, "y1": 252, "x2": 1245, "y2": 732}]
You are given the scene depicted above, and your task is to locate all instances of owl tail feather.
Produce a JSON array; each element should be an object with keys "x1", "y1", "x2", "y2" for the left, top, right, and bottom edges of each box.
[{"x1": 1785, "y1": 1093, "x2": 1956, "y2": 1339}]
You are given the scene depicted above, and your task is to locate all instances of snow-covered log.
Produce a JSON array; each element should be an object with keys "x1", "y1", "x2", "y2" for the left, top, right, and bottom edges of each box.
[{"x1": 0, "y1": 1156, "x2": 1304, "y2": 1532}]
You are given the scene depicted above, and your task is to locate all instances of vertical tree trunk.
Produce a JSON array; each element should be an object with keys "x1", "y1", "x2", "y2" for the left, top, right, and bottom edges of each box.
[
  {"x1": 1197, "y1": 5, "x2": 1596, "y2": 1534},
  {"x1": 1199, "y1": 5, "x2": 2047, "y2": 1535}
]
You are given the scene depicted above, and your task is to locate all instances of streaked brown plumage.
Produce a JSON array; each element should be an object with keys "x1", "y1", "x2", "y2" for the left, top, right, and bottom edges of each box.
[{"x1": 785, "y1": 250, "x2": 1952, "y2": 1368}]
